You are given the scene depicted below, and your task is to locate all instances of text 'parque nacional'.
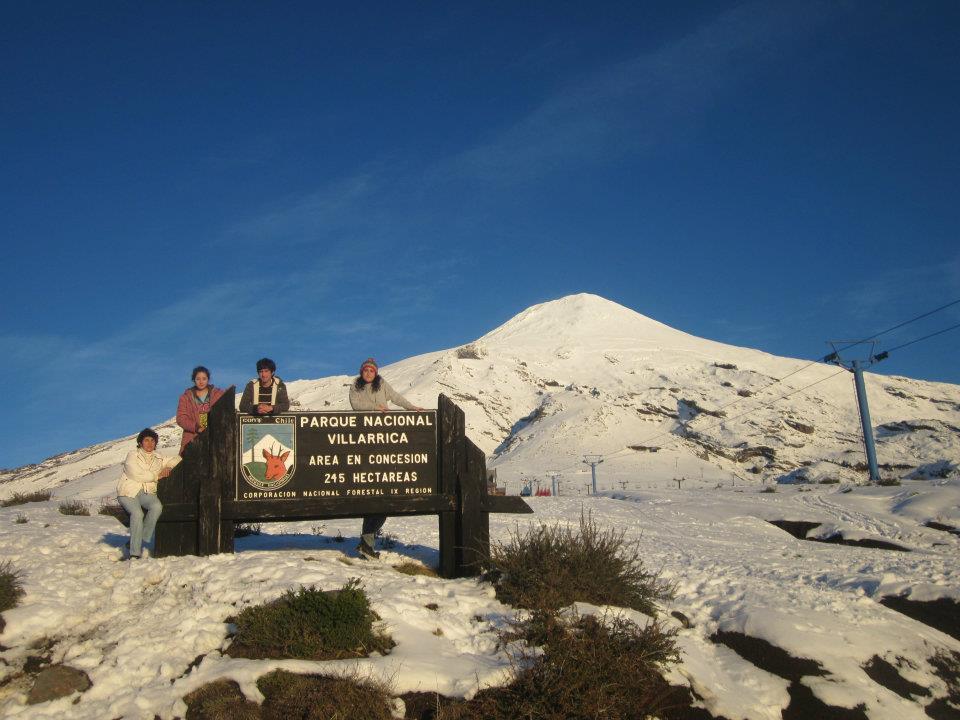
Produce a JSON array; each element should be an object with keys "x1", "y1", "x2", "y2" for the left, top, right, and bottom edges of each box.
[{"x1": 236, "y1": 411, "x2": 438, "y2": 502}]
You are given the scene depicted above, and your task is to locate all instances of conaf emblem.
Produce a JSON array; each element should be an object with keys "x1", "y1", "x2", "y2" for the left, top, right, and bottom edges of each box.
[{"x1": 240, "y1": 420, "x2": 296, "y2": 490}]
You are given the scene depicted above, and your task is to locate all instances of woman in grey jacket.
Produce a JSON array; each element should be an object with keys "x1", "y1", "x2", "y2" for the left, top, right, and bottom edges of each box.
[{"x1": 349, "y1": 357, "x2": 422, "y2": 558}]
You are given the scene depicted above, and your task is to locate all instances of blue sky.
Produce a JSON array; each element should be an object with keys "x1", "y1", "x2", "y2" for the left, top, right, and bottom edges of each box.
[{"x1": 3, "y1": 1, "x2": 959, "y2": 468}]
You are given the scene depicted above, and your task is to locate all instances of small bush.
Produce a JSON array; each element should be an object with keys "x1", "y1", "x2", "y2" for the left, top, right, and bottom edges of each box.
[
  {"x1": 818, "y1": 477, "x2": 840, "y2": 484},
  {"x1": 258, "y1": 670, "x2": 393, "y2": 720},
  {"x1": 58, "y1": 499, "x2": 90, "y2": 516},
  {"x1": 183, "y1": 679, "x2": 260, "y2": 720},
  {"x1": 235, "y1": 523, "x2": 262, "y2": 537},
  {"x1": 484, "y1": 513, "x2": 673, "y2": 615},
  {"x1": 0, "y1": 561, "x2": 25, "y2": 613},
  {"x1": 760, "y1": 486, "x2": 777, "y2": 493},
  {"x1": 15, "y1": 513, "x2": 28, "y2": 524},
  {"x1": 877, "y1": 477, "x2": 902, "y2": 487},
  {"x1": 98, "y1": 501, "x2": 129, "y2": 526},
  {"x1": 227, "y1": 580, "x2": 393, "y2": 660},
  {"x1": 439, "y1": 612, "x2": 679, "y2": 719},
  {"x1": 1, "y1": 490, "x2": 52, "y2": 507},
  {"x1": 393, "y1": 562, "x2": 438, "y2": 577}
]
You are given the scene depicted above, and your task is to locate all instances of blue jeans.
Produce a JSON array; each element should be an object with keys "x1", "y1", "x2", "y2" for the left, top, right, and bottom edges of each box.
[{"x1": 118, "y1": 491, "x2": 163, "y2": 557}]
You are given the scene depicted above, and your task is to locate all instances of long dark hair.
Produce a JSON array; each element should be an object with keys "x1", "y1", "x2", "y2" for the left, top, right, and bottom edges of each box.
[{"x1": 354, "y1": 374, "x2": 382, "y2": 392}]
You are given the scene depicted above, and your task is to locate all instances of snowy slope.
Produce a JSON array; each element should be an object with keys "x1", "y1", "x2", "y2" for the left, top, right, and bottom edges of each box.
[
  {"x1": 4, "y1": 293, "x2": 957, "y2": 501},
  {"x1": 1, "y1": 294, "x2": 959, "y2": 718}
]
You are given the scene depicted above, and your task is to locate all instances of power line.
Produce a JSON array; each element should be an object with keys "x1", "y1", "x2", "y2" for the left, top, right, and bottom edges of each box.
[
  {"x1": 615, "y1": 368, "x2": 849, "y2": 462},
  {"x1": 851, "y1": 298, "x2": 960, "y2": 346},
  {"x1": 881, "y1": 321, "x2": 960, "y2": 355},
  {"x1": 626, "y1": 298, "x2": 960, "y2": 451},
  {"x1": 539, "y1": 300, "x2": 960, "y2": 477}
]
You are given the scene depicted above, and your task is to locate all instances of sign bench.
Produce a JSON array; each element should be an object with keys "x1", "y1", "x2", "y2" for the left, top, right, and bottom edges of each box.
[{"x1": 155, "y1": 388, "x2": 531, "y2": 577}]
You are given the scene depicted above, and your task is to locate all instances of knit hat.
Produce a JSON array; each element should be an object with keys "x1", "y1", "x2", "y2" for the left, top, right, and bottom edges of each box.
[{"x1": 360, "y1": 358, "x2": 378, "y2": 374}]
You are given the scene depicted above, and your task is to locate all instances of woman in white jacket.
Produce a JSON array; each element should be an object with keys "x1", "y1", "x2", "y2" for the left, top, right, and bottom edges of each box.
[{"x1": 117, "y1": 428, "x2": 180, "y2": 559}]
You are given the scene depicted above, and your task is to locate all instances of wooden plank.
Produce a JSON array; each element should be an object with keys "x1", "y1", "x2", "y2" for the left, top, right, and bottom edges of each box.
[
  {"x1": 481, "y1": 495, "x2": 534, "y2": 514},
  {"x1": 156, "y1": 432, "x2": 202, "y2": 557},
  {"x1": 196, "y1": 386, "x2": 234, "y2": 555},
  {"x1": 224, "y1": 494, "x2": 454, "y2": 521},
  {"x1": 458, "y1": 438, "x2": 489, "y2": 576},
  {"x1": 212, "y1": 387, "x2": 236, "y2": 553},
  {"x1": 437, "y1": 394, "x2": 462, "y2": 578}
]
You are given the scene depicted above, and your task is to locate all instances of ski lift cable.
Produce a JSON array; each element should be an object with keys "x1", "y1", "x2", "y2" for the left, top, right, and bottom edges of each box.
[
  {"x1": 605, "y1": 367, "x2": 849, "y2": 462},
  {"x1": 618, "y1": 298, "x2": 960, "y2": 451},
  {"x1": 697, "y1": 298, "x2": 960, "y2": 419},
  {"x1": 849, "y1": 298, "x2": 960, "y2": 348},
  {"x1": 679, "y1": 368, "x2": 848, "y2": 438},
  {"x1": 611, "y1": 317, "x2": 956, "y2": 464},
  {"x1": 881, "y1": 321, "x2": 960, "y2": 355}
]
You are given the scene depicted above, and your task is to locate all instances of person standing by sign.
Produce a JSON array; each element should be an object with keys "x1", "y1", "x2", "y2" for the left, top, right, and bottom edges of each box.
[
  {"x1": 176, "y1": 366, "x2": 225, "y2": 455},
  {"x1": 239, "y1": 358, "x2": 290, "y2": 416},
  {"x1": 349, "y1": 357, "x2": 423, "y2": 559},
  {"x1": 117, "y1": 428, "x2": 180, "y2": 560}
]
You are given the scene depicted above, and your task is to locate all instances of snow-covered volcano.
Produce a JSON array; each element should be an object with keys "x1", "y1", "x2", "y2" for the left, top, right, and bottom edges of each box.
[
  {"x1": 2, "y1": 294, "x2": 959, "y2": 719},
  {"x1": 2, "y1": 293, "x2": 959, "y2": 499}
]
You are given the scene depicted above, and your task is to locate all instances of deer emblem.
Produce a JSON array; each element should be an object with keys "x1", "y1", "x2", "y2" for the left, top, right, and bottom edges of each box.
[{"x1": 262, "y1": 446, "x2": 290, "y2": 481}]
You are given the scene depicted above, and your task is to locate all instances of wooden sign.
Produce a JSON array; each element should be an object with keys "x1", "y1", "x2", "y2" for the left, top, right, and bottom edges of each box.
[
  {"x1": 156, "y1": 390, "x2": 532, "y2": 578},
  {"x1": 236, "y1": 411, "x2": 438, "y2": 502}
]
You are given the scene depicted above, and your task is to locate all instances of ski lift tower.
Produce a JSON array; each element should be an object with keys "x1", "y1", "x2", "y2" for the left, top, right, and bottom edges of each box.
[
  {"x1": 583, "y1": 454, "x2": 604, "y2": 495},
  {"x1": 546, "y1": 471, "x2": 562, "y2": 496},
  {"x1": 824, "y1": 341, "x2": 887, "y2": 483}
]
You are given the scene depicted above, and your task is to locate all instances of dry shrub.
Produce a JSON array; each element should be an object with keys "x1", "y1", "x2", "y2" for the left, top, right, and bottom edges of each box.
[
  {"x1": 0, "y1": 561, "x2": 25, "y2": 613},
  {"x1": 1, "y1": 490, "x2": 52, "y2": 507},
  {"x1": 183, "y1": 679, "x2": 260, "y2": 720},
  {"x1": 258, "y1": 670, "x2": 394, "y2": 720},
  {"x1": 438, "y1": 612, "x2": 679, "y2": 720},
  {"x1": 58, "y1": 499, "x2": 90, "y2": 516},
  {"x1": 98, "y1": 500, "x2": 129, "y2": 526},
  {"x1": 235, "y1": 523, "x2": 263, "y2": 537},
  {"x1": 226, "y1": 580, "x2": 393, "y2": 660},
  {"x1": 485, "y1": 513, "x2": 673, "y2": 615},
  {"x1": 393, "y1": 562, "x2": 438, "y2": 577}
]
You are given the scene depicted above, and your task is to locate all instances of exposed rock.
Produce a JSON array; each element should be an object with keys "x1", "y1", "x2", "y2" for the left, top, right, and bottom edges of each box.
[
  {"x1": 455, "y1": 343, "x2": 486, "y2": 359},
  {"x1": 679, "y1": 398, "x2": 726, "y2": 419},
  {"x1": 26, "y1": 665, "x2": 91, "y2": 705},
  {"x1": 784, "y1": 419, "x2": 815, "y2": 434}
]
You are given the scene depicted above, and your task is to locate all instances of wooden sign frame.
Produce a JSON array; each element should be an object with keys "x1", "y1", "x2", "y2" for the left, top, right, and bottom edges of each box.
[{"x1": 155, "y1": 388, "x2": 531, "y2": 578}]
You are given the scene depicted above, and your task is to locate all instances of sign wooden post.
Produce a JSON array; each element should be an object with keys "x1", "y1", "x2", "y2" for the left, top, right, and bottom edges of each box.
[{"x1": 155, "y1": 390, "x2": 531, "y2": 576}]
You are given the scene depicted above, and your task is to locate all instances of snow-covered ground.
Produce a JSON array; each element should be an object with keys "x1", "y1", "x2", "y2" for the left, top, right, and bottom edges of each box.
[
  {"x1": 1, "y1": 294, "x2": 958, "y2": 718},
  {"x1": 1, "y1": 481, "x2": 958, "y2": 719}
]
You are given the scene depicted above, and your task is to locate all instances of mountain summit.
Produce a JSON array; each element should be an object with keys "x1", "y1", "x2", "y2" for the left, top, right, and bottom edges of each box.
[{"x1": 3, "y1": 294, "x2": 959, "y2": 498}]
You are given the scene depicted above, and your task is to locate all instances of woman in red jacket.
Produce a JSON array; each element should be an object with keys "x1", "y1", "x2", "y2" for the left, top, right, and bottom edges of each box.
[{"x1": 176, "y1": 366, "x2": 225, "y2": 455}]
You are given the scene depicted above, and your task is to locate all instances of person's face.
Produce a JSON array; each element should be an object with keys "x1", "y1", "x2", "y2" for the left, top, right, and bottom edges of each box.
[
  {"x1": 361, "y1": 366, "x2": 376, "y2": 383},
  {"x1": 140, "y1": 436, "x2": 157, "y2": 452},
  {"x1": 194, "y1": 372, "x2": 209, "y2": 391},
  {"x1": 259, "y1": 367, "x2": 274, "y2": 384}
]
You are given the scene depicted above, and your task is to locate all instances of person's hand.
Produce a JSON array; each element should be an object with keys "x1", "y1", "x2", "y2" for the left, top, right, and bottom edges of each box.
[
  {"x1": 158, "y1": 468, "x2": 172, "y2": 479},
  {"x1": 197, "y1": 426, "x2": 206, "y2": 433},
  {"x1": 377, "y1": 405, "x2": 389, "y2": 412},
  {"x1": 258, "y1": 403, "x2": 273, "y2": 414},
  {"x1": 413, "y1": 406, "x2": 425, "y2": 411}
]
